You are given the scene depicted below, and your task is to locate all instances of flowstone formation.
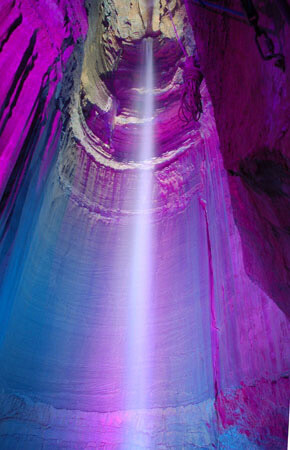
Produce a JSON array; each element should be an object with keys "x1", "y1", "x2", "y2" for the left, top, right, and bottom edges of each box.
[{"x1": 0, "y1": 0, "x2": 289, "y2": 448}]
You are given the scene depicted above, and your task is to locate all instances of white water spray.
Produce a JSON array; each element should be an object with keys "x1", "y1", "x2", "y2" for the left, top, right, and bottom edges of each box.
[{"x1": 126, "y1": 38, "x2": 154, "y2": 415}]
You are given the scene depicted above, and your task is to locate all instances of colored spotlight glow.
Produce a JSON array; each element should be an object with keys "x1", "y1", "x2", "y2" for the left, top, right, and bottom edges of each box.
[{"x1": 125, "y1": 38, "x2": 154, "y2": 417}]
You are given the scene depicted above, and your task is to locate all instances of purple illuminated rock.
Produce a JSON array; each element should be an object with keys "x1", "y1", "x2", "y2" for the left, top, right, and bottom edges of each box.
[
  {"x1": 0, "y1": 0, "x2": 289, "y2": 448},
  {"x1": 185, "y1": 0, "x2": 290, "y2": 316}
]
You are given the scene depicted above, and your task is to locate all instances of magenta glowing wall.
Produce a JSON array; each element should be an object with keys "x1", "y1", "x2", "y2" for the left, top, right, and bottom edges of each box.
[{"x1": 0, "y1": 1, "x2": 289, "y2": 448}]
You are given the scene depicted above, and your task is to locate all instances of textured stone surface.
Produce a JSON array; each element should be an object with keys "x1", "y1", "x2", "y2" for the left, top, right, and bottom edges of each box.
[
  {"x1": 185, "y1": 0, "x2": 290, "y2": 316},
  {"x1": 0, "y1": 394, "x2": 216, "y2": 448},
  {"x1": 0, "y1": 0, "x2": 88, "y2": 290},
  {"x1": 217, "y1": 377, "x2": 290, "y2": 449},
  {"x1": 0, "y1": 0, "x2": 289, "y2": 448}
]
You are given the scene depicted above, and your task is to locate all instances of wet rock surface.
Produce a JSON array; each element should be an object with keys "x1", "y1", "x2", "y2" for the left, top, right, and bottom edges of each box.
[
  {"x1": 0, "y1": 0, "x2": 289, "y2": 448},
  {"x1": 185, "y1": 0, "x2": 290, "y2": 315}
]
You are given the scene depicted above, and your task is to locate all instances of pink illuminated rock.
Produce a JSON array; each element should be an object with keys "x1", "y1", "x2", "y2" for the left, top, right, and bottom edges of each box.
[
  {"x1": 0, "y1": 0, "x2": 289, "y2": 448},
  {"x1": 185, "y1": 0, "x2": 290, "y2": 316},
  {"x1": 0, "y1": 0, "x2": 87, "y2": 205}
]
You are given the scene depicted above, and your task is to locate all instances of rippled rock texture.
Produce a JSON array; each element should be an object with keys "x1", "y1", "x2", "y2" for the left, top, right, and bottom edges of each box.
[{"x1": 0, "y1": 0, "x2": 289, "y2": 448}]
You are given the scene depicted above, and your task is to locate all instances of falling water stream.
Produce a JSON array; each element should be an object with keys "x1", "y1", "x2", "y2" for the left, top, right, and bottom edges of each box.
[
  {"x1": 125, "y1": 37, "x2": 154, "y2": 443},
  {"x1": 0, "y1": 14, "x2": 289, "y2": 448}
]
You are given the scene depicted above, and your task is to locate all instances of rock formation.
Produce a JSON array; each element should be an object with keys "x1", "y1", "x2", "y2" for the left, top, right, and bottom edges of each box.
[{"x1": 0, "y1": 0, "x2": 289, "y2": 448}]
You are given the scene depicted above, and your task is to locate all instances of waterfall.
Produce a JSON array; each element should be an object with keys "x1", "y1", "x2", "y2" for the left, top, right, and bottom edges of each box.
[{"x1": 124, "y1": 37, "x2": 154, "y2": 442}]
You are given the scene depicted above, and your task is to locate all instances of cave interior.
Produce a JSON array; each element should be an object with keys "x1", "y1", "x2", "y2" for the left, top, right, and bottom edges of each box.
[{"x1": 0, "y1": 0, "x2": 289, "y2": 448}]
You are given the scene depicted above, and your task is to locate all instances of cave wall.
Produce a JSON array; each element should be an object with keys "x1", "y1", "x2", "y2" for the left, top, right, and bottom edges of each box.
[
  {"x1": 185, "y1": 0, "x2": 290, "y2": 316},
  {"x1": 0, "y1": 0, "x2": 87, "y2": 288},
  {"x1": 0, "y1": 0, "x2": 289, "y2": 448}
]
